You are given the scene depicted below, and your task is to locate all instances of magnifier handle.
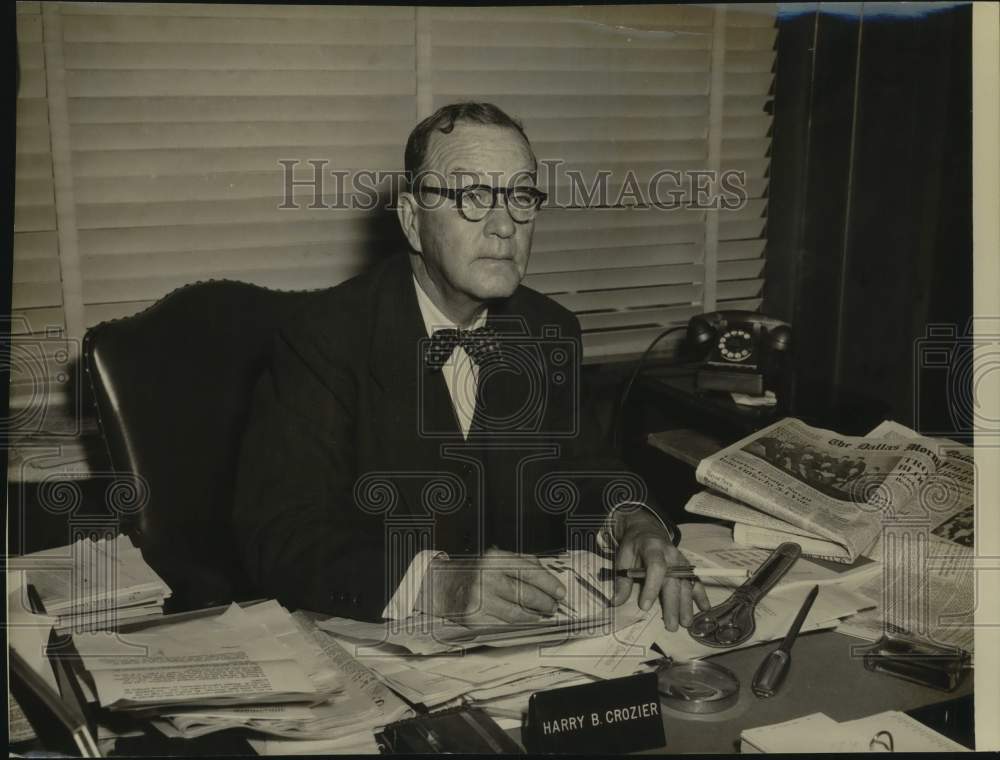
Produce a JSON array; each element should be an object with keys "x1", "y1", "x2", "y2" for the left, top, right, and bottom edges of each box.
[{"x1": 740, "y1": 542, "x2": 801, "y2": 603}]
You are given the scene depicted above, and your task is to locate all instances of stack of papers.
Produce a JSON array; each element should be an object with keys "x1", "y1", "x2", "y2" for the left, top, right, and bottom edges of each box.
[
  {"x1": 69, "y1": 600, "x2": 412, "y2": 750},
  {"x1": 25, "y1": 534, "x2": 171, "y2": 633},
  {"x1": 318, "y1": 550, "x2": 649, "y2": 725},
  {"x1": 531, "y1": 527, "x2": 876, "y2": 668},
  {"x1": 740, "y1": 710, "x2": 969, "y2": 752},
  {"x1": 319, "y1": 539, "x2": 875, "y2": 728},
  {"x1": 320, "y1": 550, "x2": 644, "y2": 655}
]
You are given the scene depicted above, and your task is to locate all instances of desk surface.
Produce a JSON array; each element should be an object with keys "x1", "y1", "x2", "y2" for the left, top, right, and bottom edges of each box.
[
  {"x1": 13, "y1": 629, "x2": 971, "y2": 756},
  {"x1": 651, "y1": 630, "x2": 971, "y2": 752},
  {"x1": 507, "y1": 629, "x2": 972, "y2": 753}
]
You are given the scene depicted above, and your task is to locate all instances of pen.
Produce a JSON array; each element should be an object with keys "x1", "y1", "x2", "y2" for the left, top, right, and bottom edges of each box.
[
  {"x1": 751, "y1": 583, "x2": 819, "y2": 698},
  {"x1": 575, "y1": 575, "x2": 612, "y2": 607},
  {"x1": 11, "y1": 649, "x2": 101, "y2": 757},
  {"x1": 21, "y1": 585, "x2": 101, "y2": 757},
  {"x1": 599, "y1": 566, "x2": 751, "y2": 581}
]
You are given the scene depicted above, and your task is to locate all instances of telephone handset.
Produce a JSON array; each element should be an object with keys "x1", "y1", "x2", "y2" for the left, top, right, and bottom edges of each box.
[{"x1": 687, "y1": 310, "x2": 792, "y2": 395}]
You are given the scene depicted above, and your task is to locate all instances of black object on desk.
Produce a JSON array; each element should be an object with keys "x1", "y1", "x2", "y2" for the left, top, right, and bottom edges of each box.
[
  {"x1": 638, "y1": 365, "x2": 784, "y2": 441},
  {"x1": 379, "y1": 707, "x2": 522, "y2": 754},
  {"x1": 10, "y1": 648, "x2": 102, "y2": 758},
  {"x1": 685, "y1": 310, "x2": 793, "y2": 396},
  {"x1": 751, "y1": 584, "x2": 819, "y2": 698},
  {"x1": 524, "y1": 672, "x2": 664, "y2": 754},
  {"x1": 636, "y1": 365, "x2": 893, "y2": 443},
  {"x1": 862, "y1": 630, "x2": 971, "y2": 692}
]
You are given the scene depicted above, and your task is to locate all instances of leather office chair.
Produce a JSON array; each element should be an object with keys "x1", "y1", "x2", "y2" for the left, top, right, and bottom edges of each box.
[{"x1": 83, "y1": 280, "x2": 328, "y2": 611}]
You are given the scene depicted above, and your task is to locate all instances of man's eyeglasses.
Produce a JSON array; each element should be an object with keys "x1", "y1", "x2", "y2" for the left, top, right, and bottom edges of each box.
[{"x1": 419, "y1": 184, "x2": 547, "y2": 223}]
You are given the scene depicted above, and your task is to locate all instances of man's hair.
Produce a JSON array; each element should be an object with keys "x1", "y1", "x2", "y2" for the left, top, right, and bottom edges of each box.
[{"x1": 403, "y1": 102, "x2": 536, "y2": 190}]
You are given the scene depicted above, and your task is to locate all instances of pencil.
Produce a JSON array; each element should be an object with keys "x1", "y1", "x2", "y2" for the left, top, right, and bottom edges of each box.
[{"x1": 599, "y1": 566, "x2": 750, "y2": 581}]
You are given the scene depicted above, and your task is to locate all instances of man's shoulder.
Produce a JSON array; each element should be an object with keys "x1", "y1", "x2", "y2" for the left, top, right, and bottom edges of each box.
[
  {"x1": 278, "y1": 254, "x2": 405, "y2": 360},
  {"x1": 509, "y1": 283, "x2": 580, "y2": 337}
]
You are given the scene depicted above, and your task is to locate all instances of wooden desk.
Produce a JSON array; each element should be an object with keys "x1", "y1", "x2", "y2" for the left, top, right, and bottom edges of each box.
[
  {"x1": 652, "y1": 629, "x2": 971, "y2": 752},
  {"x1": 507, "y1": 629, "x2": 973, "y2": 753},
  {"x1": 14, "y1": 630, "x2": 972, "y2": 756}
]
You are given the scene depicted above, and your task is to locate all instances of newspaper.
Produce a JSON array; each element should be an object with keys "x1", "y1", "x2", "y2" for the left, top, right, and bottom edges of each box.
[
  {"x1": 835, "y1": 422, "x2": 976, "y2": 654},
  {"x1": 693, "y1": 417, "x2": 969, "y2": 563},
  {"x1": 689, "y1": 417, "x2": 975, "y2": 654}
]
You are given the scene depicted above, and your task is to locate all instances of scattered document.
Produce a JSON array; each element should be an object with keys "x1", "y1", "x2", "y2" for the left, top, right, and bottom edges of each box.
[
  {"x1": 740, "y1": 709, "x2": 969, "y2": 752},
  {"x1": 72, "y1": 602, "x2": 329, "y2": 711},
  {"x1": 311, "y1": 536, "x2": 876, "y2": 747},
  {"x1": 67, "y1": 600, "x2": 413, "y2": 747},
  {"x1": 319, "y1": 549, "x2": 641, "y2": 657},
  {"x1": 23, "y1": 534, "x2": 171, "y2": 633},
  {"x1": 248, "y1": 731, "x2": 381, "y2": 756},
  {"x1": 675, "y1": 522, "x2": 882, "y2": 590}
]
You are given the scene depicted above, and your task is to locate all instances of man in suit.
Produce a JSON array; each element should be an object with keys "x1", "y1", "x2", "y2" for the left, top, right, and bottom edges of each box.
[{"x1": 234, "y1": 102, "x2": 709, "y2": 630}]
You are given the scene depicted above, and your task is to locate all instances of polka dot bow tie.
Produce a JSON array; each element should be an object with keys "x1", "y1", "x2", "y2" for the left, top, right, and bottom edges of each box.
[{"x1": 424, "y1": 326, "x2": 503, "y2": 370}]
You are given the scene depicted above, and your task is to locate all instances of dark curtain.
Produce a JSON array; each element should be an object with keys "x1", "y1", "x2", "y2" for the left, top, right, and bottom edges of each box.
[{"x1": 767, "y1": 5, "x2": 972, "y2": 441}]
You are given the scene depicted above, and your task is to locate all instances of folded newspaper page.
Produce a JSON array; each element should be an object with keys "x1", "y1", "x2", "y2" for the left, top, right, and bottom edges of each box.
[
  {"x1": 686, "y1": 491, "x2": 855, "y2": 562},
  {"x1": 689, "y1": 417, "x2": 975, "y2": 654},
  {"x1": 693, "y1": 417, "x2": 959, "y2": 562},
  {"x1": 835, "y1": 421, "x2": 976, "y2": 655}
]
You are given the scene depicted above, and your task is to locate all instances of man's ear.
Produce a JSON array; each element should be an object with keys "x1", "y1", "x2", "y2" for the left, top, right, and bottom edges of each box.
[{"x1": 396, "y1": 192, "x2": 423, "y2": 253}]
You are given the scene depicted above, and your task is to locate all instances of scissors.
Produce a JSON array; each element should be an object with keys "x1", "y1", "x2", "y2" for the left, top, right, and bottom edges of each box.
[{"x1": 688, "y1": 542, "x2": 802, "y2": 648}]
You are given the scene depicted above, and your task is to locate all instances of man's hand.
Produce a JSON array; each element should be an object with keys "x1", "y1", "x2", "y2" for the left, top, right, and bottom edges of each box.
[
  {"x1": 610, "y1": 509, "x2": 710, "y2": 631},
  {"x1": 414, "y1": 549, "x2": 567, "y2": 625}
]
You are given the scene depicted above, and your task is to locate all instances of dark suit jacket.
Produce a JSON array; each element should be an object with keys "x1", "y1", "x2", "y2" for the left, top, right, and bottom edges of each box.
[{"x1": 233, "y1": 253, "x2": 659, "y2": 620}]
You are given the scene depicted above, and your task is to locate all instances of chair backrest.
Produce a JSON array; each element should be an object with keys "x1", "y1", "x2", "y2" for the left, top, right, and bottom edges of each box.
[{"x1": 83, "y1": 280, "x2": 328, "y2": 609}]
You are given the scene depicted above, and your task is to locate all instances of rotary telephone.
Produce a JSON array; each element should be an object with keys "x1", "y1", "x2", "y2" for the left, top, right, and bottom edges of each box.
[{"x1": 686, "y1": 310, "x2": 792, "y2": 395}]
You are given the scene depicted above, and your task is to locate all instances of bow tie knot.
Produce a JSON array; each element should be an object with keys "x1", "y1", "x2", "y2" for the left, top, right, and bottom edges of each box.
[{"x1": 425, "y1": 326, "x2": 502, "y2": 369}]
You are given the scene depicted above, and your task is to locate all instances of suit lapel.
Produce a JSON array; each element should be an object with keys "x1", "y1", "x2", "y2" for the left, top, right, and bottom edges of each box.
[
  {"x1": 471, "y1": 295, "x2": 534, "y2": 436},
  {"x1": 369, "y1": 256, "x2": 464, "y2": 517}
]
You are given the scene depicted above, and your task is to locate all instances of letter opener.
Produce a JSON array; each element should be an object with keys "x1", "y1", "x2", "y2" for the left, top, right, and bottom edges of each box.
[{"x1": 751, "y1": 584, "x2": 819, "y2": 698}]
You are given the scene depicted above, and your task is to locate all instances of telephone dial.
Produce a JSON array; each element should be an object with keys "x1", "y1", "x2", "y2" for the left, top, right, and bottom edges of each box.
[{"x1": 686, "y1": 310, "x2": 792, "y2": 395}]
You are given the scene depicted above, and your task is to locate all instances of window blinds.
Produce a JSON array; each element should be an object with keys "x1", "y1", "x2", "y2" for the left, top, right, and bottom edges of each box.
[
  {"x1": 12, "y1": 2, "x2": 774, "y2": 377},
  {"x1": 420, "y1": 5, "x2": 773, "y2": 358},
  {"x1": 12, "y1": 2, "x2": 67, "y2": 420}
]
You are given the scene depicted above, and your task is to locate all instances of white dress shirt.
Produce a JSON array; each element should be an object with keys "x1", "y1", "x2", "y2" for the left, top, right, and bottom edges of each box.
[
  {"x1": 411, "y1": 273, "x2": 486, "y2": 440},
  {"x1": 381, "y1": 275, "x2": 670, "y2": 619}
]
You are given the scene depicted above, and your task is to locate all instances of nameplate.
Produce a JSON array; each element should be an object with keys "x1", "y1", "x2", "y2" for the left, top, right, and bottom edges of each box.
[{"x1": 525, "y1": 672, "x2": 665, "y2": 754}]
